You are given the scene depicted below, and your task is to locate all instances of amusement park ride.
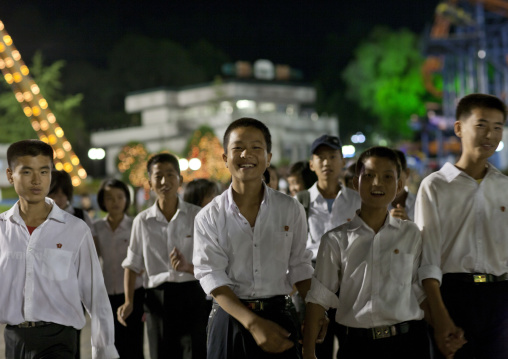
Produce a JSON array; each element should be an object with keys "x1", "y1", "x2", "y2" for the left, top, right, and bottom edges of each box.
[{"x1": 0, "y1": 20, "x2": 87, "y2": 186}]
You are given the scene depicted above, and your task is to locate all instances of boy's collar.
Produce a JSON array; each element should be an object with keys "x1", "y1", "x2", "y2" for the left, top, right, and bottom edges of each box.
[{"x1": 441, "y1": 161, "x2": 499, "y2": 182}]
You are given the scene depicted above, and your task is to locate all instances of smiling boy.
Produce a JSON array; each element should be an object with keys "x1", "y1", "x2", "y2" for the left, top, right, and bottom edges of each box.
[
  {"x1": 0, "y1": 139, "x2": 118, "y2": 359},
  {"x1": 416, "y1": 93, "x2": 508, "y2": 358}
]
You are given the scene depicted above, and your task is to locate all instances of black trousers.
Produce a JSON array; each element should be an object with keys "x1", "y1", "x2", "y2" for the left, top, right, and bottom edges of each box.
[
  {"x1": 433, "y1": 276, "x2": 508, "y2": 359},
  {"x1": 338, "y1": 320, "x2": 432, "y2": 359},
  {"x1": 4, "y1": 323, "x2": 77, "y2": 359},
  {"x1": 207, "y1": 302, "x2": 302, "y2": 359},
  {"x1": 144, "y1": 281, "x2": 208, "y2": 359},
  {"x1": 109, "y1": 287, "x2": 145, "y2": 359}
]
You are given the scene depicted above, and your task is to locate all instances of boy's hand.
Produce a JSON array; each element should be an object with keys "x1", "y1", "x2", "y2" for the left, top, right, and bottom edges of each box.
[
  {"x1": 390, "y1": 204, "x2": 410, "y2": 220},
  {"x1": 117, "y1": 302, "x2": 133, "y2": 327},
  {"x1": 170, "y1": 247, "x2": 193, "y2": 274},
  {"x1": 300, "y1": 313, "x2": 330, "y2": 344},
  {"x1": 248, "y1": 316, "x2": 294, "y2": 353},
  {"x1": 434, "y1": 315, "x2": 467, "y2": 358}
]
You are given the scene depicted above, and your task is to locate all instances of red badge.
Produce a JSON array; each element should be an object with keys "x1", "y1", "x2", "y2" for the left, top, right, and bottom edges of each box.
[
  {"x1": 284, "y1": 226, "x2": 289, "y2": 231},
  {"x1": 502, "y1": 206, "x2": 506, "y2": 212},
  {"x1": 57, "y1": 243, "x2": 62, "y2": 249},
  {"x1": 394, "y1": 249, "x2": 399, "y2": 254},
  {"x1": 347, "y1": 218, "x2": 351, "y2": 222}
]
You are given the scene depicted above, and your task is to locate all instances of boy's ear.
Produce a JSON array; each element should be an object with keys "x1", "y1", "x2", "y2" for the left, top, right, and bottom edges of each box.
[
  {"x1": 309, "y1": 158, "x2": 315, "y2": 172},
  {"x1": 396, "y1": 177, "x2": 403, "y2": 193},
  {"x1": 6, "y1": 168, "x2": 13, "y2": 184},
  {"x1": 222, "y1": 153, "x2": 228, "y2": 168},
  {"x1": 454, "y1": 120, "x2": 462, "y2": 138},
  {"x1": 353, "y1": 175, "x2": 359, "y2": 191}
]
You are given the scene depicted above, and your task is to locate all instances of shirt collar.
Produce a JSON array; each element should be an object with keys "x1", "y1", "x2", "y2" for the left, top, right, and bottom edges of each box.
[
  {"x1": 5, "y1": 197, "x2": 66, "y2": 225},
  {"x1": 309, "y1": 181, "x2": 351, "y2": 203},
  {"x1": 440, "y1": 161, "x2": 501, "y2": 183},
  {"x1": 226, "y1": 182, "x2": 269, "y2": 212},
  {"x1": 146, "y1": 196, "x2": 186, "y2": 222},
  {"x1": 348, "y1": 209, "x2": 400, "y2": 231}
]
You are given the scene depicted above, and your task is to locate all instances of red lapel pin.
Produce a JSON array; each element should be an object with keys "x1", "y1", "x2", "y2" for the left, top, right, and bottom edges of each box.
[
  {"x1": 284, "y1": 226, "x2": 289, "y2": 231},
  {"x1": 57, "y1": 243, "x2": 62, "y2": 249}
]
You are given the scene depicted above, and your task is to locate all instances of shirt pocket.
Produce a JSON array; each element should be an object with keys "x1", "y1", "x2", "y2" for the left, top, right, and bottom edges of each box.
[
  {"x1": 272, "y1": 232, "x2": 294, "y2": 268},
  {"x1": 389, "y1": 252, "x2": 413, "y2": 286},
  {"x1": 41, "y1": 248, "x2": 73, "y2": 281}
]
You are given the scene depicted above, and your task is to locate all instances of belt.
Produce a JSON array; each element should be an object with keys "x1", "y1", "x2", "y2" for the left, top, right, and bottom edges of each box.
[
  {"x1": 241, "y1": 295, "x2": 291, "y2": 312},
  {"x1": 444, "y1": 273, "x2": 508, "y2": 284},
  {"x1": 346, "y1": 321, "x2": 413, "y2": 340},
  {"x1": 10, "y1": 321, "x2": 52, "y2": 328}
]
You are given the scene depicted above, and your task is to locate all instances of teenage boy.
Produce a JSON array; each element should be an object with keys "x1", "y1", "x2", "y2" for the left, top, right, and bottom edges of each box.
[
  {"x1": 298, "y1": 134, "x2": 361, "y2": 358},
  {"x1": 416, "y1": 93, "x2": 507, "y2": 358},
  {"x1": 303, "y1": 146, "x2": 430, "y2": 359},
  {"x1": 118, "y1": 153, "x2": 207, "y2": 359},
  {"x1": 0, "y1": 139, "x2": 118, "y2": 359},
  {"x1": 388, "y1": 149, "x2": 415, "y2": 221}
]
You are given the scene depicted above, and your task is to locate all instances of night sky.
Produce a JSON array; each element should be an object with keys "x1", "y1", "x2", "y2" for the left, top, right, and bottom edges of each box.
[{"x1": 0, "y1": 0, "x2": 441, "y2": 81}]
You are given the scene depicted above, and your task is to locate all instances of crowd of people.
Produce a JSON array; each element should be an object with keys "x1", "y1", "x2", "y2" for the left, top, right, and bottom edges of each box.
[{"x1": 0, "y1": 93, "x2": 507, "y2": 359}]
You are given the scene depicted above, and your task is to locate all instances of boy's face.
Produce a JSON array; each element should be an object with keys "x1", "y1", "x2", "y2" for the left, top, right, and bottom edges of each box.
[
  {"x1": 6, "y1": 155, "x2": 52, "y2": 205},
  {"x1": 287, "y1": 175, "x2": 305, "y2": 196},
  {"x1": 354, "y1": 156, "x2": 402, "y2": 210},
  {"x1": 222, "y1": 126, "x2": 272, "y2": 184},
  {"x1": 148, "y1": 162, "x2": 180, "y2": 200},
  {"x1": 309, "y1": 146, "x2": 344, "y2": 182},
  {"x1": 455, "y1": 107, "x2": 504, "y2": 161}
]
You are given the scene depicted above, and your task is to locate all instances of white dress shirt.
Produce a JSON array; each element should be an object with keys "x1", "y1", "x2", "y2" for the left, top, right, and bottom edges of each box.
[
  {"x1": 122, "y1": 199, "x2": 201, "y2": 288},
  {"x1": 94, "y1": 215, "x2": 142, "y2": 295},
  {"x1": 306, "y1": 212, "x2": 425, "y2": 328},
  {"x1": 388, "y1": 189, "x2": 416, "y2": 221},
  {"x1": 0, "y1": 198, "x2": 118, "y2": 359},
  {"x1": 416, "y1": 162, "x2": 508, "y2": 284},
  {"x1": 193, "y1": 184, "x2": 314, "y2": 299},
  {"x1": 307, "y1": 182, "x2": 362, "y2": 259}
]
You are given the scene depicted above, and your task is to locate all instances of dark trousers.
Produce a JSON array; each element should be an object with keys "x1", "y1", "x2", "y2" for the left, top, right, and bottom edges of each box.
[
  {"x1": 4, "y1": 323, "x2": 77, "y2": 359},
  {"x1": 207, "y1": 302, "x2": 302, "y2": 359},
  {"x1": 145, "y1": 281, "x2": 208, "y2": 359},
  {"x1": 109, "y1": 287, "x2": 145, "y2": 359},
  {"x1": 338, "y1": 320, "x2": 432, "y2": 359},
  {"x1": 433, "y1": 276, "x2": 508, "y2": 359}
]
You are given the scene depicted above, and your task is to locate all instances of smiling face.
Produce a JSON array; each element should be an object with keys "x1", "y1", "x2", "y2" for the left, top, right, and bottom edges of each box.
[
  {"x1": 355, "y1": 156, "x2": 401, "y2": 210},
  {"x1": 148, "y1": 162, "x2": 180, "y2": 200},
  {"x1": 309, "y1": 145, "x2": 344, "y2": 182},
  {"x1": 455, "y1": 107, "x2": 505, "y2": 162},
  {"x1": 7, "y1": 155, "x2": 52, "y2": 206},
  {"x1": 222, "y1": 126, "x2": 272, "y2": 185}
]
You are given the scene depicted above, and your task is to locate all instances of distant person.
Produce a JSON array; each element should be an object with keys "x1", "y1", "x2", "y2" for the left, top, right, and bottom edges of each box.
[
  {"x1": 184, "y1": 178, "x2": 219, "y2": 207},
  {"x1": 193, "y1": 118, "x2": 314, "y2": 358},
  {"x1": 118, "y1": 153, "x2": 208, "y2": 359},
  {"x1": 1, "y1": 139, "x2": 118, "y2": 358},
  {"x1": 389, "y1": 149, "x2": 416, "y2": 221},
  {"x1": 303, "y1": 146, "x2": 431, "y2": 359},
  {"x1": 343, "y1": 162, "x2": 357, "y2": 191},
  {"x1": 416, "y1": 93, "x2": 507, "y2": 358},
  {"x1": 286, "y1": 161, "x2": 317, "y2": 197},
  {"x1": 267, "y1": 164, "x2": 279, "y2": 190},
  {"x1": 94, "y1": 178, "x2": 145, "y2": 359}
]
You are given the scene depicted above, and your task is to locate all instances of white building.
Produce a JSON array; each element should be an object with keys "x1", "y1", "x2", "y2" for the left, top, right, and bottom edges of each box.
[{"x1": 91, "y1": 79, "x2": 339, "y2": 176}]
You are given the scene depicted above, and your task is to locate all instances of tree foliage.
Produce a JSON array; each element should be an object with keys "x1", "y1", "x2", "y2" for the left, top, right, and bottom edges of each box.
[
  {"x1": 0, "y1": 52, "x2": 84, "y2": 145},
  {"x1": 342, "y1": 27, "x2": 431, "y2": 139}
]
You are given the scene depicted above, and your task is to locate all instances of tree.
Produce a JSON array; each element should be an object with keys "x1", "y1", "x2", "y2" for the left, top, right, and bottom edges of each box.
[
  {"x1": 342, "y1": 27, "x2": 435, "y2": 140},
  {"x1": 0, "y1": 52, "x2": 85, "y2": 146}
]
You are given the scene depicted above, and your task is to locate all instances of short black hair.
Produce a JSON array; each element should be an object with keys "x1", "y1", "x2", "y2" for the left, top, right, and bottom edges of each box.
[
  {"x1": 146, "y1": 153, "x2": 180, "y2": 176},
  {"x1": 183, "y1": 178, "x2": 218, "y2": 207},
  {"x1": 456, "y1": 93, "x2": 507, "y2": 122},
  {"x1": 7, "y1": 139, "x2": 54, "y2": 169},
  {"x1": 49, "y1": 170, "x2": 74, "y2": 201},
  {"x1": 223, "y1": 117, "x2": 272, "y2": 183},
  {"x1": 392, "y1": 149, "x2": 407, "y2": 171},
  {"x1": 288, "y1": 161, "x2": 317, "y2": 189},
  {"x1": 97, "y1": 178, "x2": 131, "y2": 213},
  {"x1": 356, "y1": 146, "x2": 401, "y2": 178}
]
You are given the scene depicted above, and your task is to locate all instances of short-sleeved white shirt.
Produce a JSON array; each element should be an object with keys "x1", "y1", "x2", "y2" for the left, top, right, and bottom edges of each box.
[
  {"x1": 193, "y1": 184, "x2": 314, "y2": 299},
  {"x1": 122, "y1": 199, "x2": 201, "y2": 288},
  {"x1": 94, "y1": 215, "x2": 142, "y2": 295},
  {"x1": 307, "y1": 182, "x2": 361, "y2": 259},
  {"x1": 416, "y1": 162, "x2": 508, "y2": 284},
  {"x1": 307, "y1": 212, "x2": 425, "y2": 328}
]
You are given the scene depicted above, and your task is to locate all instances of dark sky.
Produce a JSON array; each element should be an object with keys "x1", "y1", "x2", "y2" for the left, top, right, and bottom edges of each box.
[{"x1": 0, "y1": 0, "x2": 440, "y2": 80}]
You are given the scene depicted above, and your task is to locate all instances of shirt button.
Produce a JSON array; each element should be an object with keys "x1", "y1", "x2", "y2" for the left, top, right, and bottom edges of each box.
[
  {"x1": 28, "y1": 248, "x2": 32, "y2": 252},
  {"x1": 255, "y1": 269, "x2": 258, "y2": 273},
  {"x1": 254, "y1": 244, "x2": 257, "y2": 247},
  {"x1": 26, "y1": 297, "x2": 31, "y2": 301}
]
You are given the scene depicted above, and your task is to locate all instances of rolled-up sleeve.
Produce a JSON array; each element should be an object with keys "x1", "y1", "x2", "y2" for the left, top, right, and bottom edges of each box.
[
  {"x1": 415, "y1": 181, "x2": 443, "y2": 284},
  {"x1": 193, "y1": 210, "x2": 233, "y2": 295},
  {"x1": 121, "y1": 216, "x2": 145, "y2": 274},
  {"x1": 287, "y1": 201, "x2": 314, "y2": 285},
  {"x1": 306, "y1": 233, "x2": 340, "y2": 310},
  {"x1": 77, "y1": 232, "x2": 119, "y2": 359}
]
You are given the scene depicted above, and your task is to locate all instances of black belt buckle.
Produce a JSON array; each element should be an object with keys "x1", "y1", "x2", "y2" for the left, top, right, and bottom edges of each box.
[
  {"x1": 245, "y1": 300, "x2": 264, "y2": 311},
  {"x1": 372, "y1": 325, "x2": 394, "y2": 339},
  {"x1": 18, "y1": 321, "x2": 40, "y2": 328}
]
